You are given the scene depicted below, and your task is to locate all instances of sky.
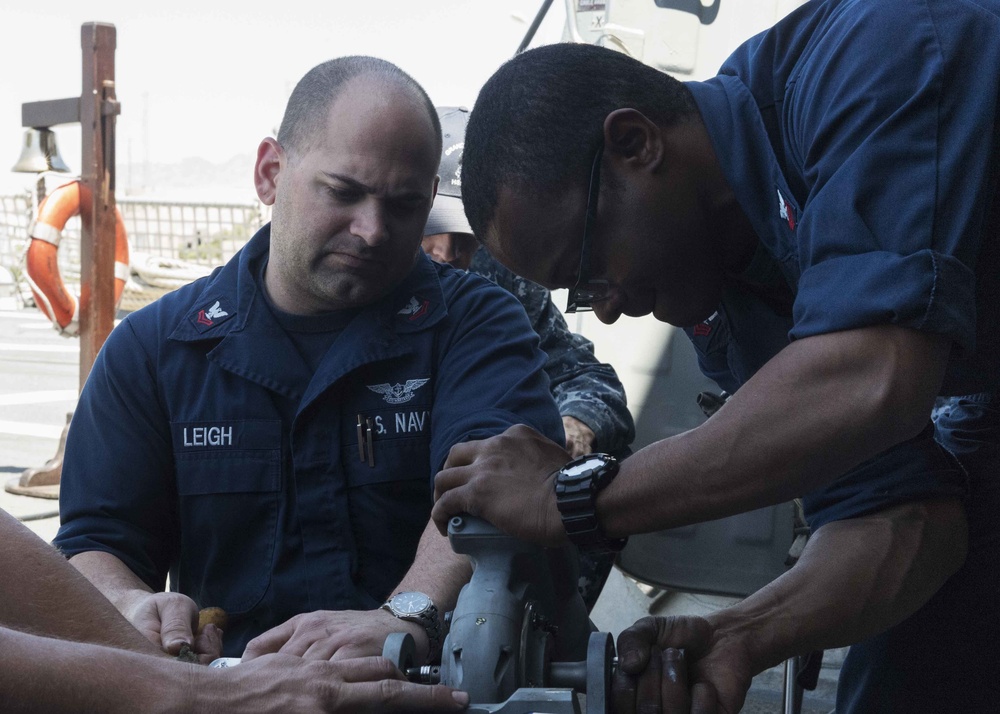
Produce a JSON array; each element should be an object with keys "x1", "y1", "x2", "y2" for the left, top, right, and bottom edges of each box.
[{"x1": 0, "y1": 0, "x2": 567, "y2": 196}]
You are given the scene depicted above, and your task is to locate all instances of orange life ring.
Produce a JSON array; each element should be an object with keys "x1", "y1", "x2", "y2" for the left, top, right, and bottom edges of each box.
[{"x1": 25, "y1": 181, "x2": 129, "y2": 336}]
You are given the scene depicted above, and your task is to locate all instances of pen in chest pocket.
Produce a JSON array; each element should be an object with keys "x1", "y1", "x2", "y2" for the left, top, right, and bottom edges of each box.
[{"x1": 356, "y1": 414, "x2": 375, "y2": 467}]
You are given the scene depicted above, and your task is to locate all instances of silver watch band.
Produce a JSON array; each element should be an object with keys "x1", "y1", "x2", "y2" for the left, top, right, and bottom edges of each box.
[{"x1": 381, "y1": 593, "x2": 443, "y2": 659}]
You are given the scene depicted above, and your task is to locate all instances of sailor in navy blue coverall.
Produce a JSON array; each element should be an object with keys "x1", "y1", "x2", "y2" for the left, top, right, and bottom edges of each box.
[
  {"x1": 55, "y1": 57, "x2": 563, "y2": 663},
  {"x1": 433, "y1": 0, "x2": 1000, "y2": 710},
  {"x1": 423, "y1": 107, "x2": 635, "y2": 461},
  {"x1": 422, "y1": 104, "x2": 636, "y2": 613}
]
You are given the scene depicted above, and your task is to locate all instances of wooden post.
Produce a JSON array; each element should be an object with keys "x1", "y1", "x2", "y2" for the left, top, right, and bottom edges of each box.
[
  {"x1": 6, "y1": 22, "x2": 120, "y2": 499},
  {"x1": 77, "y1": 22, "x2": 118, "y2": 389}
]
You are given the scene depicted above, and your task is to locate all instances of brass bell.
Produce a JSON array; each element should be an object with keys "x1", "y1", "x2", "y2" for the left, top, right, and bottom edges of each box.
[{"x1": 12, "y1": 128, "x2": 71, "y2": 174}]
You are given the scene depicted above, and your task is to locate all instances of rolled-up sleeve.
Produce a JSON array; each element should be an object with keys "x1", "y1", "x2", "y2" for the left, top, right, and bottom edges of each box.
[
  {"x1": 802, "y1": 424, "x2": 967, "y2": 530},
  {"x1": 786, "y1": 0, "x2": 999, "y2": 354},
  {"x1": 428, "y1": 276, "x2": 564, "y2": 472}
]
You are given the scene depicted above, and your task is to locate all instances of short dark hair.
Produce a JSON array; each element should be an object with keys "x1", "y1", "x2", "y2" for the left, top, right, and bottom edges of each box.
[
  {"x1": 277, "y1": 56, "x2": 441, "y2": 158},
  {"x1": 462, "y1": 43, "x2": 697, "y2": 238}
]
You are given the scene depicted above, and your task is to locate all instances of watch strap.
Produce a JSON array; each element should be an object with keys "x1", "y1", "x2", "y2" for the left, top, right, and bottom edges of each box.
[
  {"x1": 381, "y1": 593, "x2": 443, "y2": 659},
  {"x1": 554, "y1": 453, "x2": 628, "y2": 554}
]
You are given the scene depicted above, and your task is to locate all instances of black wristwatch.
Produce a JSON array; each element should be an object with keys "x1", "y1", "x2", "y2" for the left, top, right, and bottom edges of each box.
[
  {"x1": 381, "y1": 591, "x2": 443, "y2": 658},
  {"x1": 554, "y1": 453, "x2": 628, "y2": 554}
]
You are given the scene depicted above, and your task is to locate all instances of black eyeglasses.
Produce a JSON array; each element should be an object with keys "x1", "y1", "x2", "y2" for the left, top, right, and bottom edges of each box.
[{"x1": 566, "y1": 144, "x2": 610, "y2": 313}]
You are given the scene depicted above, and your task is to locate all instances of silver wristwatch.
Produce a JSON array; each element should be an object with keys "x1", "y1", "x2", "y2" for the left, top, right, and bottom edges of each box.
[{"x1": 381, "y1": 591, "x2": 442, "y2": 658}]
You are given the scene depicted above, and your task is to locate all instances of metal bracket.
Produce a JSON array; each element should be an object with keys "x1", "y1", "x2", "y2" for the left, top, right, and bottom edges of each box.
[
  {"x1": 21, "y1": 97, "x2": 82, "y2": 128},
  {"x1": 101, "y1": 80, "x2": 119, "y2": 202},
  {"x1": 653, "y1": 0, "x2": 721, "y2": 25}
]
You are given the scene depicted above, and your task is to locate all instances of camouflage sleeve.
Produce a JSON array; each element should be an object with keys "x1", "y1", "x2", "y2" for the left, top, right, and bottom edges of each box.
[{"x1": 469, "y1": 248, "x2": 635, "y2": 454}]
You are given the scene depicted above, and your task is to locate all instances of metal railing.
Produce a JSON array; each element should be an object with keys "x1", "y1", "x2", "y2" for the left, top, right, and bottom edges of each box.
[
  {"x1": 122, "y1": 199, "x2": 268, "y2": 266},
  {"x1": 0, "y1": 192, "x2": 36, "y2": 305},
  {"x1": 0, "y1": 192, "x2": 268, "y2": 308}
]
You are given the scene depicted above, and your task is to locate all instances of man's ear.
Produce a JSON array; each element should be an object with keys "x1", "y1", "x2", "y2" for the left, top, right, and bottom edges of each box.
[
  {"x1": 602, "y1": 108, "x2": 664, "y2": 172},
  {"x1": 254, "y1": 137, "x2": 284, "y2": 206}
]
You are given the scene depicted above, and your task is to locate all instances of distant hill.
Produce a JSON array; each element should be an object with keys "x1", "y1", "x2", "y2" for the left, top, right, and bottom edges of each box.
[
  {"x1": 1, "y1": 154, "x2": 259, "y2": 205},
  {"x1": 119, "y1": 154, "x2": 258, "y2": 204}
]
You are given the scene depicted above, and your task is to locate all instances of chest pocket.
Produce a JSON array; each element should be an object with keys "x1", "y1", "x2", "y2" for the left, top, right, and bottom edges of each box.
[
  {"x1": 343, "y1": 405, "x2": 433, "y2": 487},
  {"x1": 342, "y1": 403, "x2": 434, "y2": 602},
  {"x1": 172, "y1": 419, "x2": 281, "y2": 614}
]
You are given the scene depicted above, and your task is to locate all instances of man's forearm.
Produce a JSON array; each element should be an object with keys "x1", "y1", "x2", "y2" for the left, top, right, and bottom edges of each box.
[
  {"x1": 708, "y1": 498, "x2": 967, "y2": 674},
  {"x1": 600, "y1": 325, "x2": 951, "y2": 537},
  {"x1": 69, "y1": 550, "x2": 158, "y2": 624},
  {"x1": 383, "y1": 520, "x2": 471, "y2": 662},
  {"x1": 392, "y1": 519, "x2": 472, "y2": 613},
  {"x1": 0, "y1": 626, "x2": 195, "y2": 713},
  {"x1": 0, "y1": 512, "x2": 161, "y2": 656}
]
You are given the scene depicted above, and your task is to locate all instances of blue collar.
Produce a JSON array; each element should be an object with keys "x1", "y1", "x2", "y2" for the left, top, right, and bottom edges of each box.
[
  {"x1": 686, "y1": 76, "x2": 802, "y2": 285},
  {"x1": 168, "y1": 224, "x2": 449, "y2": 405},
  {"x1": 169, "y1": 224, "x2": 448, "y2": 342}
]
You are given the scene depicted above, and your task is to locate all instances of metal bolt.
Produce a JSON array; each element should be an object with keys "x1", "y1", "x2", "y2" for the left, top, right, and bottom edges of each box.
[{"x1": 531, "y1": 613, "x2": 558, "y2": 634}]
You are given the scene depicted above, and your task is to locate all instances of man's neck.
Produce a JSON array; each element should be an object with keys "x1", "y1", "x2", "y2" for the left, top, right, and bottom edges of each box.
[
  {"x1": 716, "y1": 199, "x2": 760, "y2": 276},
  {"x1": 692, "y1": 125, "x2": 759, "y2": 275},
  {"x1": 260, "y1": 257, "x2": 357, "y2": 317},
  {"x1": 672, "y1": 115, "x2": 760, "y2": 276}
]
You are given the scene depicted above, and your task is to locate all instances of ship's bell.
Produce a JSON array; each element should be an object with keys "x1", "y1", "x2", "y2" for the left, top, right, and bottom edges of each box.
[{"x1": 12, "y1": 128, "x2": 71, "y2": 173}]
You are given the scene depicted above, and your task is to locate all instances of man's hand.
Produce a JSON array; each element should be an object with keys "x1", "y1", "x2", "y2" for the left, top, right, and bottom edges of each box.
[
  {"x1": 563, "y1": 416, "x2": 597, "y2": 458},
  {"x1": 242, "y1": 609, "x2": 429, "y2": 663},
  {"x1": 613, "y1": 616, "x2": 754, "y2": 714},
  {"x1": 126, "y1": 591, "x2": 222, "y2": 663},
  {"x1": 432, "y1": 424, "x2": 571, "y2": 545},
  {"x1": 209, "y1": 654, "x2": 468, "y2": 713}
]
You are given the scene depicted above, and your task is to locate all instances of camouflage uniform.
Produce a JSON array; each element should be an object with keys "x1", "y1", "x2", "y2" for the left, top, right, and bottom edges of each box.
[
  {"x1": 469, "y1": 247, "x2": 635, "y2": 455},
  {"x1": 469, "y1": 247, "x2": 635, "y2": 609}
]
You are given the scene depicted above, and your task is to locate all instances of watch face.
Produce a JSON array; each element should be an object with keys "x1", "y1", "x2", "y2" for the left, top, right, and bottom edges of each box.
[
  {"x1": 563, "y1": 456, "x2": 606, "y2": 477},
  {"x1": 392, "y1": 592, "x2": 431, "y2": 615}
]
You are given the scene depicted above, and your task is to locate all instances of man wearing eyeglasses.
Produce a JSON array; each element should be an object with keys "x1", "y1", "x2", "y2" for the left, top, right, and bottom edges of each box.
[
  {"x1": 432, "y1": 1, "x2": 1000, "y2": 711},
  {"x1": 422, "y1": 107, "x2": 635, "y2": 463},
  {"x1": 422, "y1": 106, "x2": 635, "y2": 612}
]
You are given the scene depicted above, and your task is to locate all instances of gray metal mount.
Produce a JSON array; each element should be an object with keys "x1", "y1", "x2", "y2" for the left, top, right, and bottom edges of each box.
[{"x1": 383, "y1": 515, "x2": 616, "y2": 714}]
